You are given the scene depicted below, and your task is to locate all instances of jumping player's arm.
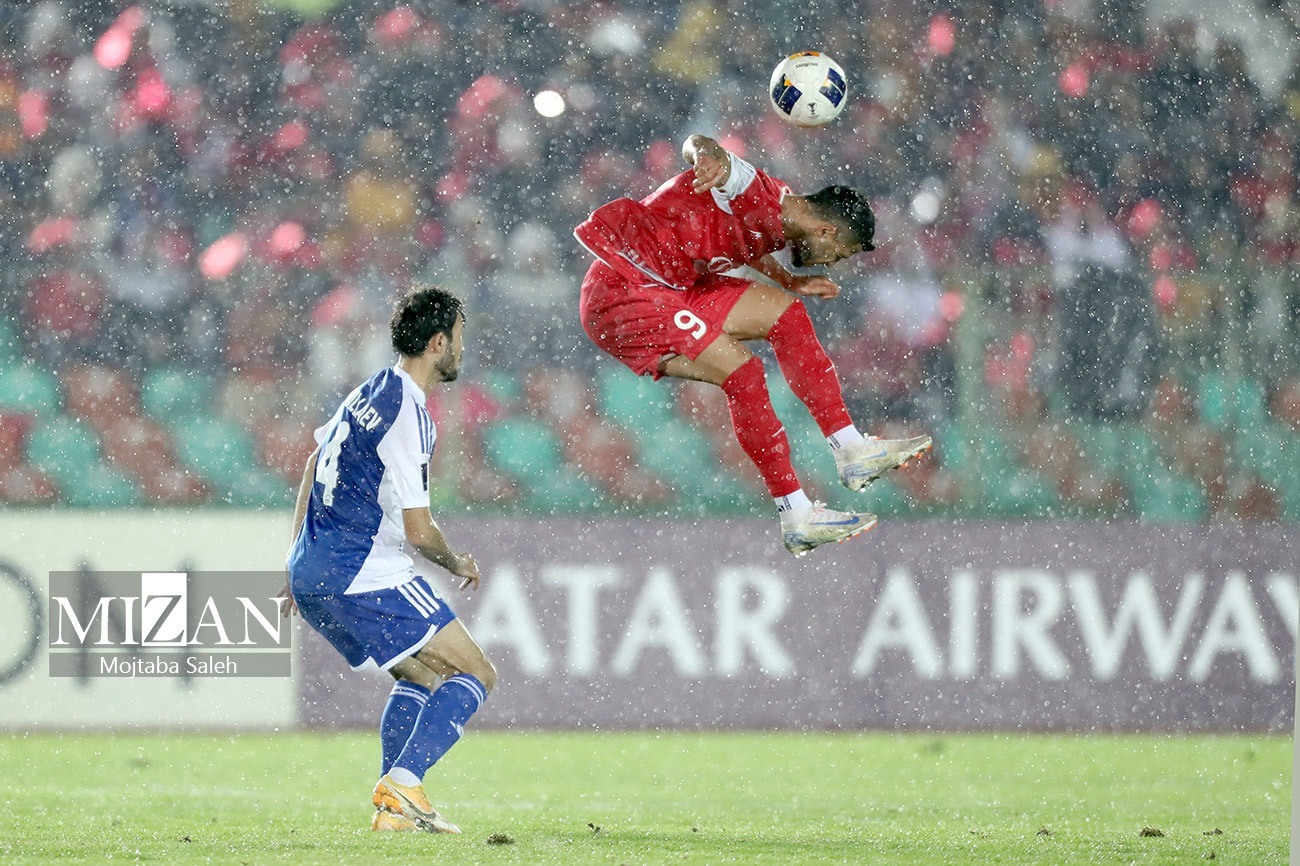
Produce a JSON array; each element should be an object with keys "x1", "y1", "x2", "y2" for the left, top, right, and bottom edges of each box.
[
  {"x1": 402, "y1": 508, "x2": 481, "y2": 591},
  {"x1": 278, "y1": 445, "x2": 319, "y2": 618},
  {"x1": 684, "y1": 135, "x2": 841, "y2": 300},
  {"x1": 686, "y1": 134, "x2": 829, "y2": 280},
  {"x1": 752, "y1": 254, "x2": 840, "y2": 299}
]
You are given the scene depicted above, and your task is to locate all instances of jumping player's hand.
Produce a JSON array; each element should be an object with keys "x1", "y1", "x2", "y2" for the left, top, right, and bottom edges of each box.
[
  {"x1": 450, "y1": 553, "x2": 481, "y2": 592},
  {"x1": 691, "y1": 150, "x2": 732, "y2": 194},
  {"x1": 276, "y1": 579, "x2": 298, "y2": 618},
  {"x1": 788, "y1": 274, "x2": 841, "y2": 299}
]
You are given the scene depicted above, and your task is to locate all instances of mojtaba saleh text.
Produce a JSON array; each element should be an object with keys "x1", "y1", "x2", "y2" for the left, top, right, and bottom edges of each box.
[{"x1": 98, "y1": 654, "x2": 239, "y2": 677}]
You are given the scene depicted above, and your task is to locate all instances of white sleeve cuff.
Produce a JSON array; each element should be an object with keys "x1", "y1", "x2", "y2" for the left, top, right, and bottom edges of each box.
[{"x1": 717, "y1": 153, "x2": 757, "y2": 199}]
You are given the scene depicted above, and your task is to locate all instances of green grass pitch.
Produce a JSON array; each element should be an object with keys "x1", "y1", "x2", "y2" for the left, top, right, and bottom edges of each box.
[{"x1": 0, "y1": 731, "x2": 1289, "y2": 864}]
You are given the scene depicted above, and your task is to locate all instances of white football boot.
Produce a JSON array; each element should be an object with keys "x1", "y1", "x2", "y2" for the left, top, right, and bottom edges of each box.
[
  {"x1": 780, "y1": 503, "x2": 878, "y2": 557},
  {"x1": 835, "y1": 435, "x2": 933, "y2": 492}
]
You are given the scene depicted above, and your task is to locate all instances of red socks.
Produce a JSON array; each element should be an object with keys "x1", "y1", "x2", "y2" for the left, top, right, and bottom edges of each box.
[
  {"x1": 717, "y1": 303, "x2": 852, "y2": 499},
  {"x1": 721, "y1": 357, "x2": 801, "y2": 498},
  {"x1": 767, "y1": 301, "x2": 853, "y2": 437}
]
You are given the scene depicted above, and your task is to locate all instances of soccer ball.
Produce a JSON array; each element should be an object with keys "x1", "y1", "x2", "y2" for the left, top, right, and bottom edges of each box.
[{"x1": 768, "y1": 52, "x2": 848, "y2": 127}]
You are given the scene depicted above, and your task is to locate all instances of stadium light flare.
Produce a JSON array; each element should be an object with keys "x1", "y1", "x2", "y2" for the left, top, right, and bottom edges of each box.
[
  {"x1": 18, "y1": 90, "x2": 48, "y2": 138},
  {"x1": 199, "y1": 232, "x2": 248, "y2": 281},
  {"x1": 533, "y1": 90, "x2": 566, "y2": 118},
  {"x1": 268, "y1": 222, "x2": 306, "y2": 258},
  {"x1": 94, "y1": 5, "x2": 146, "y2": 69},
  {"x1": 911, "y1": 191, "x2": 941, "y2": 224},
  {"x1": 928, "y1": 14, "x2": 956, "y2": 56},
  {"x1": 939, "y1": 290, "x2": 964, "y2": 321},
  {"x1": 95, "y1": 28, "x2": 133, "y2": 69},
  {"x1": 1060, "y1": 63, "x2": 1089, "y2": 98},
  {"x1": 1153, "y1": 273, "x2": 1178, "y2": 309}
]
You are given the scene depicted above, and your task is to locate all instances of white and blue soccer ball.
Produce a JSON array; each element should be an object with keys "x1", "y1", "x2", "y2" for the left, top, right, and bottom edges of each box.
[{"x1": 768, "y1": 51, "x2": 848, "y2": 127}]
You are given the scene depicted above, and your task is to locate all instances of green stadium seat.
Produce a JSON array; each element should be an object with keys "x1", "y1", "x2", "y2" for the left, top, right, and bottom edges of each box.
[
  {"x1": 477, "y1": 369, "x2": 521, "y2": 406},
  {"x1": 1234, "y1": 422, "x2": 1291, "y2": 477},
  {"x1": 694, "y1": 474, "x2": 757, "y2": 515},
  {"x1": 0, "y1": 316, "x2": 20, "y2": 365},
  {"x1": 174, "y1": 418, "x2": 259, "y2": 487},
  {"x1": 1233, "y1": 377, "x2": 1268, "y2": 427},
  {"x1": 650, "y1": 466, "x2": 759, "y2": 516},
  {"x1": 53, "y1": 463, "x2": 140, "y2": 507},
  {"x1": 934, "y1": 421, "x2": 975, "y2": 475},
  {"x1": 1281, "y1": 476, "x2": 1300, "y2": 522},
  {"x1": 141, "y1": 368, "x2": 215, "y2": 422},
  {"x1": 981, "y1": 469, "x2": 1060, "y2": 517},
  {"x1": 26, "y1": 416, "x2": 101, "y2": 484},
  {"x1": 634, "y1": 419, "x2": 714, "y2": 488},
  {"x1": 482, "y1": 418, "x2": 563, "y2": 481},
  {"x1": 856, "y1": 477, "x2": 910, "y2": 516},
  {"x1": 1196, "y1": 371, "x2": 1231, "y2": 427},
  {"x1": 1073, "y1": 422, "x2": 1126, "y2": 476},
  {"x1": 528, "y1": 468, "x2": 604, "y2": 513},
  {"x1": 0, "y1": 365, "x2": 61, "y2": 416},
  {"x1": 1116, "y1": 426, "x2": 1159, "y2": 486},
  {"x1": 1132, "y1": 470, "x2": 1206, "y2": 522},
  {"x1": 1197, "y1": 372, "x2": 1267, "y2": 429},
  {"x1": 937, "y1": 425, "x2": 1021, "y2": 495},
  {"x1": 598, "y1": 369, "x2": 673, "y2": 430},
  {"x1": 222, "y1": 469, "x2": 294, "y2": 508}
]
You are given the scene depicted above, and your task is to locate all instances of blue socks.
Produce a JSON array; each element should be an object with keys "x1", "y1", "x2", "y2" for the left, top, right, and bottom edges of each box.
[
  {"x1": 380, "y1": 681, "x2": 432, "y2": 776},
  {"x1": 391, "y1": 674, "x2": 488, "y2": 783}
]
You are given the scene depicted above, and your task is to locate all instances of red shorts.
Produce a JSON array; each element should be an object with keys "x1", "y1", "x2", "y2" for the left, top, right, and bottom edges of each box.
[{"x1": 579, "y1": 261, "x2": 754, "y2": 379}]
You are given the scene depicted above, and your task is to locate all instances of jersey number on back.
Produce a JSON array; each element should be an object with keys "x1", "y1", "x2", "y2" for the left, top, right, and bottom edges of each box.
[{"x1": 317, "y1": 421, "x2": 351, "y2": 507}]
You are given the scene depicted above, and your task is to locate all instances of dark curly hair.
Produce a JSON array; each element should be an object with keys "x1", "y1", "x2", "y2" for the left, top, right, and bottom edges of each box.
[
  {"x1": 390, "y1": 285, "x2": 464, "y2": 356},
  {"x1": 805, "y1": 185, "x2": 876, "y2": 251}
]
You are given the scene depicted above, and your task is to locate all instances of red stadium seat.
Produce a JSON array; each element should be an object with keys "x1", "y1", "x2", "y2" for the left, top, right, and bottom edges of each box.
[
  {"x1": 0, "y1": 464, "x2": 59, "y2": 504},
  {"x1": 0, "y1": 411, "x2": 32, "y2": 473},
  {"x1": 61, "y1": 365, "x2": 140, "y2": 431},
  {"x1": 96, "y1": 415, "x2": 214, "y2": 504},
  {"x1": 256, "y1": 417, "x2": 317, "y2": 483},
  {"x1": 138, "y1": 465, "x2": 210, "y2": 505},
  {"x1": 99, "y1": 415, "x2": 175, "y2": 479}
]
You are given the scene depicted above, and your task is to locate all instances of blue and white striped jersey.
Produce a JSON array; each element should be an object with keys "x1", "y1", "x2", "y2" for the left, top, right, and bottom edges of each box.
[{"x1": 288, "y1": 364, "x2": 436, "y2": 595}]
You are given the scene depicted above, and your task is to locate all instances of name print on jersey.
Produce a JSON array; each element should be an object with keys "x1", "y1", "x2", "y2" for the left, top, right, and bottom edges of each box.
[{"x1": 343, "y1": 390, "x2": 384, "y2": 431}]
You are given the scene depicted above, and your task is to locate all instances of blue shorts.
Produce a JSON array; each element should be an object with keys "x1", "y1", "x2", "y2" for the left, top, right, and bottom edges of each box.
[{"x1": 295, "y1": 575, "x2": 457, "y2": 672}]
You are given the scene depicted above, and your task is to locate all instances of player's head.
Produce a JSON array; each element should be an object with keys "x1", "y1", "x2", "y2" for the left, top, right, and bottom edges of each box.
[
  {"x1": 787, "y1": 186, "x2": 876, "y2": 267},
  {"x1": 390, "y1": 285, "x2": 465, "y2": 382}
]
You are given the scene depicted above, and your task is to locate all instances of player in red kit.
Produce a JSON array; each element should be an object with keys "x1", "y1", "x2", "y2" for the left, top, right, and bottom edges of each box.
[{"x1": 575, "y1": 134, "x2": 931, "y2": 556}]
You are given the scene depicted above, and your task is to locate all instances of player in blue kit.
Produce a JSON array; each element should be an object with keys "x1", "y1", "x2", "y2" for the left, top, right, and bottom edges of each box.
[{"x1": 280, "y1": 285, "x2": 495, "y2": 835}]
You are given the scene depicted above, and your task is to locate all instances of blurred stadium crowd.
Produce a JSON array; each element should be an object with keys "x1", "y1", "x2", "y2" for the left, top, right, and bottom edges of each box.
[{"x1": 0, "y1": 0, "x2": 1298, "y2": 520}]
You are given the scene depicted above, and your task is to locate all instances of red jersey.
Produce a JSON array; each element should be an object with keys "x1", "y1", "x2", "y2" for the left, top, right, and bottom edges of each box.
[{"x1": 574, "y1": 158, "x2": 790, "y2": 291}]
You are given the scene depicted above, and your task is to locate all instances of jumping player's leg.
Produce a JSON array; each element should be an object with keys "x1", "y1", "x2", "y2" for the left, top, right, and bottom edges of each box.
[
  {"x1": 667, "y1": 281, "x2": 859, "y2": 500},
  {"x1": 734, "y1": 283, "x2": 934, "y2": 492},
  {"x1": 765, "y1": 297, "x2": 856, "y2": 438},
  {"x1": 661, "y1": 288, "x2": 875, "y2": 555},
  {"x1": 581, "y1": 271, "x2": 876, "y2": 554},
  {"x1": 661, "y1": 334, "x2": 800, "y2": 499}
]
